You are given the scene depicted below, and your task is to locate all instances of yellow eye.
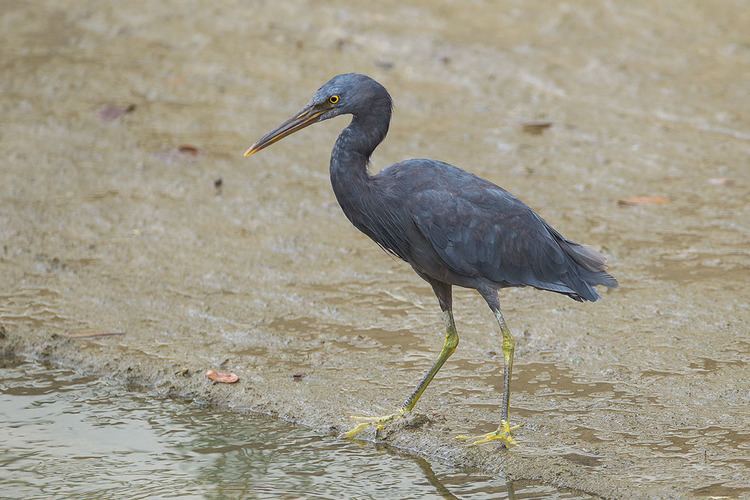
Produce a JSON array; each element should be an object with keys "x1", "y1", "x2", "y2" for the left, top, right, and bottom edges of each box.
[{"x1": 329, "y1": 95, "x2": 340, "y2": 104}]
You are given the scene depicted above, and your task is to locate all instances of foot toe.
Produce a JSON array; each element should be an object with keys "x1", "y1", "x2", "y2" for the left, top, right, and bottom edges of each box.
[
  {"x1": 344, "y1": 410, "x2": 407, "y2": 438},
  {"x1": 344, "y1": 421, "x2": 373, "y2": 438},
  {"x1": 456, "y1": 420, "x2": 520, "y2": 447}
]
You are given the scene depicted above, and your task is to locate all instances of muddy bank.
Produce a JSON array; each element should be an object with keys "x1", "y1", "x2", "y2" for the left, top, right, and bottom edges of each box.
[{"x1": 1, "y1": 1, "x2": 749, "y2": 498}]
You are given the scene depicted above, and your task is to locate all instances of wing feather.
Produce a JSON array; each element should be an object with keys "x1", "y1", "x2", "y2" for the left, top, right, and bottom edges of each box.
[{"x1": 403, "y1": 164, "x2": 615, "y2": 300}]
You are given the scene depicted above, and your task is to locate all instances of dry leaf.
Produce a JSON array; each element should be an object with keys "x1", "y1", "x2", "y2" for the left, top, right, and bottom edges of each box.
[
  {"x1": 617, "y1": 196, "x2": 670, "y2": 206},
  {"x1": 98, "y1": 104, "x2": 136, "y2": 122},
  {"x1": 374, "y1": 60, "x2": 395, "y2": 70},
  {"x1": 178, "y1": 144, "x2": 199, "y2": 156},
  {"x1": 521, "y1": 121, "x2": 553, "y2": 135},
  {"x1": 206, "y1": 369, "x2": 239, "y2": 384},
  {"x1": 707, "y1": 177, "x2": 734, "y2": 186}
]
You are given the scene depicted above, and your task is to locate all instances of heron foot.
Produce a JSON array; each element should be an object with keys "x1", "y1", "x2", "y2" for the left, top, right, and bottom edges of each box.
[
  {"x1": 344, "y1": 408, "x2": 409, "y2": 438},
  {"x1": 456, "y1": 420, "x2": 521, "y2": 447}
]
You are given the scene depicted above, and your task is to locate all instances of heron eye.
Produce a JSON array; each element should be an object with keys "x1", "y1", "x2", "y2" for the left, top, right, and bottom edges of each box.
[{"x1": 329, "y1": 95, "x2": 340, "y2": 104}]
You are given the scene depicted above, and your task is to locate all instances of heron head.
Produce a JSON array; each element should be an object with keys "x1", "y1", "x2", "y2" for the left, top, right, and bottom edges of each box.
[{"x1": 243, "y1": 73, "x2": 391, "y2": 157}]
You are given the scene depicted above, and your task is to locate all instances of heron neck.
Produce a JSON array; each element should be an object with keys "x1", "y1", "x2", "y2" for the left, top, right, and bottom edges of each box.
[{"x1": 329, "y1": 108, "x2": 390, "y2": 201}]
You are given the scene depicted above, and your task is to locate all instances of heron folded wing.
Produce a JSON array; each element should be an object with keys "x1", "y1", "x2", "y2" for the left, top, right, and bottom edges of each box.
[{"x1": 409, "y1": 185, "x2": 608, "y2": 300}]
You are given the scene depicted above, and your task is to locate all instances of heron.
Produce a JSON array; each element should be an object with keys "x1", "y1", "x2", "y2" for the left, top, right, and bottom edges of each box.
[{"x1": 244, "y1": 73, "x2": 617, "y2": 446}]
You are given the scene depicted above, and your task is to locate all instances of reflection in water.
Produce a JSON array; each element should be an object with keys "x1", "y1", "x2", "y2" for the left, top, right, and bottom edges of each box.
[{"x1": 0, "y1": 362, "x2": 588, "y2": 499}]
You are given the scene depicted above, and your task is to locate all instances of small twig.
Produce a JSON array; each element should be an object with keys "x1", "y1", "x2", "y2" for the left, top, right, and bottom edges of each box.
[{"x1": 65, "y1": 330, "x2": 126, "y2": 339}]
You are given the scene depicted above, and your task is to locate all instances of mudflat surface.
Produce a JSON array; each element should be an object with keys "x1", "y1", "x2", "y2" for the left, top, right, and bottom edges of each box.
[{"x1": 1, "y1": 1, "x2": 749, "y2": 498}]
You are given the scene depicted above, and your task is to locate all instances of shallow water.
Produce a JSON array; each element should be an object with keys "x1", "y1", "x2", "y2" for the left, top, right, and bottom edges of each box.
[{"x1": 0, "y1": 361, "x2": 584, "y2": 499}]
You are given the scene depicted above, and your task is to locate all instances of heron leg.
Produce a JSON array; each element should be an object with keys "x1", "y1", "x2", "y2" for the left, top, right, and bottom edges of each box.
[
  {"x1": 496, "y1": 308, "x2": 515, "y2": 425},
  {"x1": 345, "y1": 282, "x2": 457, "y2": 439},
  {"x1": 401, "y1": 308, "x2": 459, "y2": 411},
  {"x1": 457, "y1": 293, "x2": 520, "y2": 447}
]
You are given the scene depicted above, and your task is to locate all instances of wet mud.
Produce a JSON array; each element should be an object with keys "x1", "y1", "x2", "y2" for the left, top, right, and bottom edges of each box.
[{"x1": 1, "y1": 1, "x2": 749, "y2": 498}]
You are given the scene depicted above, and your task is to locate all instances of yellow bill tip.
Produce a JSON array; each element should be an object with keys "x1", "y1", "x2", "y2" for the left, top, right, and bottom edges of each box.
[{"x1": 243, "y1": 146, "x2": 257, "y2": 158}]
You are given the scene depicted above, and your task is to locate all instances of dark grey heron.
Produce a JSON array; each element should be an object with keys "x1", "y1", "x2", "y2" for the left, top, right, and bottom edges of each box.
[{"x1": 244, "y1": 73, "x2": 617, "y2": 446}]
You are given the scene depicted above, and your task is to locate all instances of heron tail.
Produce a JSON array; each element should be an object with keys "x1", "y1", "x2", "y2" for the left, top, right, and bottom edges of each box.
[
  {"x1": 558, "y1": 238, "x2": 618, "y2": 301},
  {"x1": 538, "y1": 219, "x2": 618, "y2": 301}
]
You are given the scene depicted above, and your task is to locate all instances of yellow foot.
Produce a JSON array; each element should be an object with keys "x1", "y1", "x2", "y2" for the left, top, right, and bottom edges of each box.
[
  {"x1": 456, "y1": 420, "x2": 521, "y2": 447},
  {"x1": 344, "y1": 409, "x2": 408, "y2": 438}
]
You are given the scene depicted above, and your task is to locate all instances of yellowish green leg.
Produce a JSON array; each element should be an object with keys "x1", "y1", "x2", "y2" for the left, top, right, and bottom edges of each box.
[
  {"x1": 498, "y1": 309, "x2": 515, "y2": 424},
  {"x1": 457, "y1": 308, "x2": 520, "y2": 447},
  {"x1": 345, "y1": 309, "x2": 459, "y2": 438}
]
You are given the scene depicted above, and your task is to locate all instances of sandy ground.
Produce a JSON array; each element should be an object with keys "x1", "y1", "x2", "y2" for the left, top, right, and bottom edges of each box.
[{"x1": 2, "y1": 1, "x2": 749, "y2": 498}]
